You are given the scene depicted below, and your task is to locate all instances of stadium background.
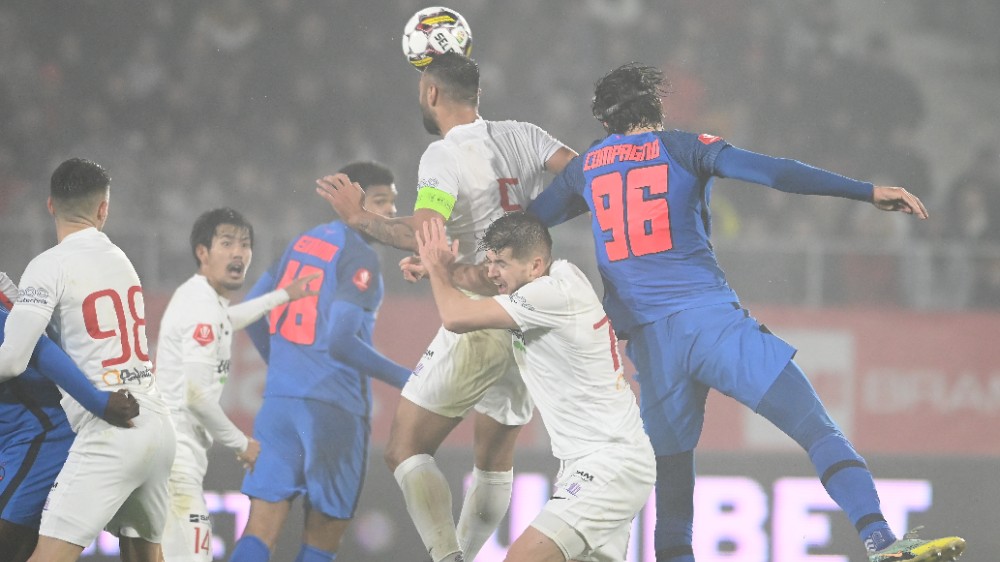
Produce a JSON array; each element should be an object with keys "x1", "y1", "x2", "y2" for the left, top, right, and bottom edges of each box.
[{"x1": 1, "y1": 0, "x2": 998, "y2": 560}]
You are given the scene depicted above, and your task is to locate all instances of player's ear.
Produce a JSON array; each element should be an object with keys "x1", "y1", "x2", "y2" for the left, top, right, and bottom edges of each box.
[
  {"x1": 46, "y1": 197, "x2": 56, "y2": 217},
  {"x1": 195, "y1": 244, "x2": 210, "y2": 268},
  {"x1": 96, "y1": 198, "x2": 109, "y2": 223}
]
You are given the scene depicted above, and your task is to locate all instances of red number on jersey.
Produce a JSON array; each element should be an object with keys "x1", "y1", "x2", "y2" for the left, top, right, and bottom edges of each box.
[
  {"x1": 592, "y1": 314, "x2": 621, "y2": 372},
  {"x1": 194, "y1": 526, "x2": 211, "y2": 554},
  {"x1": 268, "y1": 260, "x2": 324, "y2": 345},
  {"x1": 498, "y1": 178, "x2": 523, "y2": 212},
  {"x1": 82, "y1": 286, "x2": 148, "y2": 367},
  {"x1": 590, "y1": 164, "x2": 673, "y2": 261}
]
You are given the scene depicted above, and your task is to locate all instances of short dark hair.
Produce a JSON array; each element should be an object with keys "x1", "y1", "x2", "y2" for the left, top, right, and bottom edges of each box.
[
  {"x1": 424, "y1": 51, "x2": 479, "y2": 106},
  {"x1": 592, "y1": 63, "x2": 668, "y2": 134},
  {"x1": 338, "y1": 161, "x2": 394, "y2": 191},
  {"x1": 479, "y1": 212, "x2": 552, "y2": 261},
  {"x1": 49, "y1": 158, "x2": 111, "y2": 212},
  {"x1": 189, "y1": 208, "x2": 254, "y2": 267}
]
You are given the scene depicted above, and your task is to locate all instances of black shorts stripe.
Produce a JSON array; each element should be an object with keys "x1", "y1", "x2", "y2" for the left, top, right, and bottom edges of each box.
[{"x1": 0, "y1": 433, "x2": 46, "y2": 513}]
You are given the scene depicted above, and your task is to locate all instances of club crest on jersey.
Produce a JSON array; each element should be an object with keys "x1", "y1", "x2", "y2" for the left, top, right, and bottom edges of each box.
[
  {"x1": 353, "y1": 268, "x2": 371, "y2": 291},
  {"x1": 698, "y1": 133, "x2": 723, "y2": 145},
  {"x1": 192, "y1": 323, "x2": 215, "y2": 346}
]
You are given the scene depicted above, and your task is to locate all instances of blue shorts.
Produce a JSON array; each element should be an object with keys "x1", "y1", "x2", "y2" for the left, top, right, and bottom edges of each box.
[
  {"x1": 625, "y1": 302, "x2": 796, "y2": 456},
  {"x1": 242, "y1": 397, "x2": 369, "y2": 519},
  {"x1": 0, "y1": 423, "x2": 74, "y2": 528}
]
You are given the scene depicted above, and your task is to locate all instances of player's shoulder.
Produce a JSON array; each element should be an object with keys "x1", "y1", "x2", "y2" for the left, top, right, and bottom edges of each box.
[{"x1": 164, "y1": 275, "x2": 224, "y2": 321}]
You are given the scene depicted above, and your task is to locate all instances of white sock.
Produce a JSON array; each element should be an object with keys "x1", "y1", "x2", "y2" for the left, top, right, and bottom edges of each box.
[
  {"x1": 394, "y1": 454, "x2": 462, "y2": 562},
  {"x1": 457, "y1": 467, "x2": 513, "y2": 561}
]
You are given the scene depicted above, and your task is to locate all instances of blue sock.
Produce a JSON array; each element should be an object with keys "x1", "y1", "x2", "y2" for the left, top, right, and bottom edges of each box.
[
  {"x1": 294, "y1": 544, "x2": 337, "y2": 562},
  {"x1": 230, "y1": 535, "x2": 270, "y2": 562},
  {"x1": 758, "y1": 360, "x2": 897, "y2": 552},
  {"x1": 654, "y1": 451, "x2": 696, "y2": 562}
]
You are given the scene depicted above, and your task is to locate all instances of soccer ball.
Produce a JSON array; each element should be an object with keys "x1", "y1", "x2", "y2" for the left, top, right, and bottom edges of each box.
[{"x1": 401, "y1": 6, "x2": 473, "y2": 70}]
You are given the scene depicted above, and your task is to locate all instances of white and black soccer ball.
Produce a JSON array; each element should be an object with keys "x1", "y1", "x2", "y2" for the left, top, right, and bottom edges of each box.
[{"x1": 401, "y1": 6, "x2": 473, "y2": 70}]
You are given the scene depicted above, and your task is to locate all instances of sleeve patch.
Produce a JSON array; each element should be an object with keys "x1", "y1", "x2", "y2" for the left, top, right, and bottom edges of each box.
[
  {"x1": 192, "y1": 323, "x2": 215, "y2": 346},
  {"x1": 352, "y1": 268, "x2": 371, "y2": 292},
  {"x1": 698, "y1": 133, "x2": 723, "y2": 145},
  {"x1": 16, "y1": 286, "x2": 51, "y2": 306},
  {"x1": 414, "y1": 186, "x2": 457, "y2": 219}
]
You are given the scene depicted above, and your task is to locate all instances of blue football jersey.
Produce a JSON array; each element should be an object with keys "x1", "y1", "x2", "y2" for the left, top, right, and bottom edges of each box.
[
  {"x1": 247, "y1": 221, "x2": 383, "y2": 416},
  {"x1": 529, "y1": 130, "x2": 738, "y2": 335},
  {"x1": 0, "y1": 306, "x2": 70, "y2": 443}
]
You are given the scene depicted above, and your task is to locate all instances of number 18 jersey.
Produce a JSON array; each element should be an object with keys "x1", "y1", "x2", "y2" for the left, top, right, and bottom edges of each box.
[
  {"x1": 248, "y1": 221, "x2": 383, "y2": 416},
  {"x1": 530, "y1": 130, "x2": 738, "y2": 335}
]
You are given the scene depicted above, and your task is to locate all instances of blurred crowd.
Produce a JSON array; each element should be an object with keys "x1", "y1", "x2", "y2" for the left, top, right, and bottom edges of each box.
[{"x1": 1, "y1": 0, "x2": 998, "y2": 308}]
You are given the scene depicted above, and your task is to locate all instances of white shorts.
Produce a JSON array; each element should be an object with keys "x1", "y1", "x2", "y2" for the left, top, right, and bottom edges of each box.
[
  {"x1": 533, "y1": 441, "x2": 655, "y2": 561},
  {"x1": 38, "y1": 408, "x2": 176, "y2": 546},
  {"x1": 402, "y1": 324, "x2": 533, "y2": 426},
  {"x1": 162, "y1": 480, "x2": 212, "y2": 562}
]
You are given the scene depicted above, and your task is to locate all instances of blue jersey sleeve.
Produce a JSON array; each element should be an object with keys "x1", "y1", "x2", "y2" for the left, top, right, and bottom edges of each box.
[
  {"x1": 325, "y1": 301, "x2": 410, "y2": 389},
  {"x1": 714, "y1": 145, "x2": 874, "y2": 202},
  {"x1": 1, "y1": 307, "x2": 110, "y2": 417},
  {"x1": 527, "y1": 156, "x2": 589, "y2": 227},
  {"x1": 244, "y1": 262, "x2": 278, "y2": 362},
  {"x1": 332, "y1": 236, "x2": 382, "y2": 311}
]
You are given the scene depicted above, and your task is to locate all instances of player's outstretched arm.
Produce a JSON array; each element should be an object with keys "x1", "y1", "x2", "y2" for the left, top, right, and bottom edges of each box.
[
  {"x1": 228, "y1": 272, "x2": 320, "y2": 331},
  {"x1": 326, "y1": 300, "x2": 411, "y2": 389},
  {"x1": 316, "y1": 173, "x2": 436, "y2": 252},
  {"x1": 0, "y1": 306, "x2": 48, "y2": 381},
  {"x1": 418, "y1": 218, "x2": 518, "y2": 333},
  {"x1": 0, "y1": 309, "x2": 138, "y2": 426},
  {"x1": 872, "y1": 185, "x2": 929, "y2": 218}
]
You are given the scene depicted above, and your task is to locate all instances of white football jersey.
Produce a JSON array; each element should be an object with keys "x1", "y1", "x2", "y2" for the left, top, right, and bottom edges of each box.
[
  {"x1": 494, "y1": 260, "x2": 650, "y2": 461},
  {"x1": 15, "y1": 228, "x2": 165, "y2": 431},
  {"x1": 155, "y1": 274, "x2": 234, "y2": 480},
  {"x1": 416, "y1": 119, "x2": 565, "y2": 264}
]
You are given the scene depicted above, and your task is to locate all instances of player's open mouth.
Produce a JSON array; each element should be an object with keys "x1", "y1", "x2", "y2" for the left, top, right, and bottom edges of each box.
[{"x1": 227, "y1": 263, "x2": 245, "y2": 275}]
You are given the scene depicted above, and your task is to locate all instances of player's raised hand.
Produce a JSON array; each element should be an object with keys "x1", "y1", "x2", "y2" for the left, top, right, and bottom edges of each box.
[
  {"x1": 872, "y1": 186, "x2": 929, "y2": 219},
  {"x1": 316, "y1": 173, "x2": 366, "y2": 222},
  {"x1": 415, "y1": 218, "x2": 458, "y2": 272},
  {"x1": 238, "y1": 436, "x2": 261, "y2": 472},
  {"x1": 399, "y1": 255, "x2": 426, "y2": 283},
  {"x1": 102, "y1": 389, "x2": 140, "y2": 428},
  {"x1": 284, "y1": 272, "x2": 321, "y2": 301}
]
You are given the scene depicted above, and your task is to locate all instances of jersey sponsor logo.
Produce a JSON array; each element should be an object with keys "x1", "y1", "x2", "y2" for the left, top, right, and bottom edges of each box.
[
  {"x1": 192, "y1": 323, "x2": 215, "y2": 346},
  {"x1": 698, "y1": 133, "x2": 723, "y2": 145},
  {"x1": 583, "y1": 140, "x2": 661, "y2": 171},
  {"x1": 565, "y1": 482, "x2": 583, "y2": 496},
  {"x1": 509, "y1": 293, "x2": 535, "y2": 311},
  {"x1": 102, "y1": 366, "x2": 154, "y2": 386},
  {"x1": 293, "y1": 235, "x2": 339, "y2": 262},
  {"x1": 16, "y1": 286, "x2": 50, "y2": 306},
  {"x1": 353, "y1": 268, "x2": 371, "y2": 291},
  {"x1": 216, "y1": 358, "x2": 231, "y2": 376},
  {"x1": 188, "y1": 513, "x2": 210, "y2": 523}
]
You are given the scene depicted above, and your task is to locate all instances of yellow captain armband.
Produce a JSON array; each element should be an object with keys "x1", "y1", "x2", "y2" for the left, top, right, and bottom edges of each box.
[{"x1": 414, "y1": 186, "x2": 457, "y2": 219}]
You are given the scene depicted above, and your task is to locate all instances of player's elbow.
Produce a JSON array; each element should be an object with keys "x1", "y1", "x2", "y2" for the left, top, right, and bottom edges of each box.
[
  {"x1": 441, "y1": 316, "x2": 477, "y2": 334},
  {"x1": 0, "y1": 353, "x2": 30, "y2": 381}
]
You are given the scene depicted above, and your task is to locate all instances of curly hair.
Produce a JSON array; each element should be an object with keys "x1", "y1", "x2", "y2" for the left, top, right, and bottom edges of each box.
[{"x1": 591, "y1": 62, "x2": 669, "y2": 134}]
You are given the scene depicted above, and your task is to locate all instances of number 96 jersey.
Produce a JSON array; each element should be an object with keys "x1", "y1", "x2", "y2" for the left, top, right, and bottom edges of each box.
[
  {"x1": 15, "y1": 228, "x2": 165, "y2": 431},
  {"x1": 530, "y1": 130, "x2": 739, "y2": 336}
]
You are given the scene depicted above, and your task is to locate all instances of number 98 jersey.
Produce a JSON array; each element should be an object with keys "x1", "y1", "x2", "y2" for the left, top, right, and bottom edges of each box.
[
  {"x1": 530, "y1": 130, "x2": 739, "y2": 336},
  {"x1": 248, "y1": 221, "x2": 383, "y2": 415},
  {"x1": 15, "y1": 228, "x2": 164, "y2": 431}
]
